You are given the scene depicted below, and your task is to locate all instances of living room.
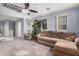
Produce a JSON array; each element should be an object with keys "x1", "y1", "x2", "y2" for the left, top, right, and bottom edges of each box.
[{"x1": 0, "y1": 2, "x2": 79, "y2": 56}]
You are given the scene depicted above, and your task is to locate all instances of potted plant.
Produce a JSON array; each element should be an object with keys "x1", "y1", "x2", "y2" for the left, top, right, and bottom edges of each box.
[{"x1": 32, "y1": 20, "x2": 41, "y2": 41}]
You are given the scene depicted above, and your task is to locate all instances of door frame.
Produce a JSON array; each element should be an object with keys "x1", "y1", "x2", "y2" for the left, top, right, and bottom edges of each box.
[{"x1": 0, "y1": 23, "x2": 2, "y2": 36}]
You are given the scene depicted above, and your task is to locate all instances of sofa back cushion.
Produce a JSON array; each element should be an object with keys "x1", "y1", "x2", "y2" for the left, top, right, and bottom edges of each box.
[
  {"x1": 65, "y1": 35, "x2": 77, "y2": 41},
  {"x1": 50, "y1": 32, "x2": 62, "y2": 38},
  {"x1": 40, "y1": 31, "x2": 76, "y2": 42},
  {"x1": 64, "y1": 33, "x2": 77, "y2": 41},
  {"x1": 40, "y1": 31, "x2": 46, "y2": 37},
  {"x1": 50, "y1": 31, "x2": 57, "y2": 38},
  {"x1": 46, "y1": 31, "x2": 51, "y2": 37},
  {"x1": 40, "y1": 31, "x2": 51, "y2": 37}
]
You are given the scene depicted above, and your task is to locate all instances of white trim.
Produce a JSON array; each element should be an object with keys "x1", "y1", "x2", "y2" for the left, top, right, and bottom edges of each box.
[
  {"x1": 17, "y1": 22, "x2": 22, "y2": 37},
  {"x1": 0, "y1": 23, "x2": 2, "y2": 36}
]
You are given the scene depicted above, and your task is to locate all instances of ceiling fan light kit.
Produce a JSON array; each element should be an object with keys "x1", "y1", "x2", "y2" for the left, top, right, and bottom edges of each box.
[{"x1": 22, "y1": 9, "x2": 29, "y2": 13}]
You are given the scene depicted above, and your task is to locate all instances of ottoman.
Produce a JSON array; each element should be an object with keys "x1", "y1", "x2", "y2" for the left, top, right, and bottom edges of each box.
[{"x1": 53, "y1": 40, "x2": 79, "y2": 56}]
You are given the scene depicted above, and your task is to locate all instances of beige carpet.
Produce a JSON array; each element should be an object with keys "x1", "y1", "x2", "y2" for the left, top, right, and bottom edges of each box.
[{"x1": 0, "y1": 39, "x2": 52, "y2": 56}]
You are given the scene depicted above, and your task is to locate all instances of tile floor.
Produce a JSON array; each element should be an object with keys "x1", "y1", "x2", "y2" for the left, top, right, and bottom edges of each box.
[{"x1": 0, "y1": 39, "x2": 52, "y2": 56}]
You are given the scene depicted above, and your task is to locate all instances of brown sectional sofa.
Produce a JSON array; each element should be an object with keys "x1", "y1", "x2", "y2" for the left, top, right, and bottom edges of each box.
[
  {"x1": 37, "y1": 31, "x2": 79, "y2": 56},
  {"x1": 37, "y1": 31, "x2": 77, "y2": 47}
]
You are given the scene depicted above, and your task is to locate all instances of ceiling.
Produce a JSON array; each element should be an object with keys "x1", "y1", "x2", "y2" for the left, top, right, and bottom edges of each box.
[
  {"x1": 0, "y1": 3, "x2": 79, "y2": 19},
  {"x1": 0, "y1": 15, "x2": 22, "y2": 21},
  {"x1": 12, "y1": 3, "x2": 79, "y2": 18}
]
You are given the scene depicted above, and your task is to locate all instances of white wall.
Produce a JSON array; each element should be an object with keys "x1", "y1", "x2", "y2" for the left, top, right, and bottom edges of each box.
[
  {"x1": 4, "y1": 21, "x2": 9, "y2": 37},
  {"x1": 33, "y1": 15, "x2": 56, "y2": 31},
  {"x1": 33, "y1": 7, "x2": 79, "y2": 35}
]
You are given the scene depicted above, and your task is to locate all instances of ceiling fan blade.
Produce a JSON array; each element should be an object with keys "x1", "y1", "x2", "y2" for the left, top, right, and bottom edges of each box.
[
  {"x1": 29, "y1": 9, "x2": 38, "y2": 13},
  {"x1": 24, "y1": 3, "x2": 29, "y2": 9}
]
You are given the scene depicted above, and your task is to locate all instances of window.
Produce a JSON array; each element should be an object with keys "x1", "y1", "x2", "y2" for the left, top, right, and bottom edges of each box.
[
  {"x1": 41, "y1": 19, "x2": 47, "y2": 30},
  {"x1": 56, "y1": 16, "x2": 67, "y2": 32}
]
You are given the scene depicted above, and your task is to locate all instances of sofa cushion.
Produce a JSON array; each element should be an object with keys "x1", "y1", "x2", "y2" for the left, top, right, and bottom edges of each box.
[
  {"x1": 54, "y1": 41, "x2": 79, "y2": 55},
  {"x1": 58, "y1": 39, "x2": 75, "y2": 44},
  {"x1": 39, "y1": 37, "x2": 59, "y2": 43}
]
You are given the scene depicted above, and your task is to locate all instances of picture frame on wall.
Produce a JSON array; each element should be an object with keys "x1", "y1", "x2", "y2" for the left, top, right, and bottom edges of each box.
[{"x1": 41, "y1": 19, "x2": 47, "y2": 30}]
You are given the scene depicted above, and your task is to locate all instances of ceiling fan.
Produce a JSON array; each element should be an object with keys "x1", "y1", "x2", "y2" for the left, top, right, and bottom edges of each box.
[
  {"x1": 2, "y1": 3, "x2": 38, "y2": 15},
  {"x1": 21, "y1": 3, "x2": 38, "y2": 14}
]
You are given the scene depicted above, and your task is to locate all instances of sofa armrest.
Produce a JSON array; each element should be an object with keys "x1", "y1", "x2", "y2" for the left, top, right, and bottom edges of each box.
[
  {"x1": 36, "y1": 34, "x2": 41, "y2": 42},
  {"x1": 37, "y1": 34, "x2": 40, "y2": 37},
  {"x1": 75, "y1": 37, "x2": 79, "y2": 44},
  {"x1": 75, "y1": 37, "x2": 79, "y2": 49},
  {"x1": 65, "y1": 35, "x2": 77, "y2": 42}
]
